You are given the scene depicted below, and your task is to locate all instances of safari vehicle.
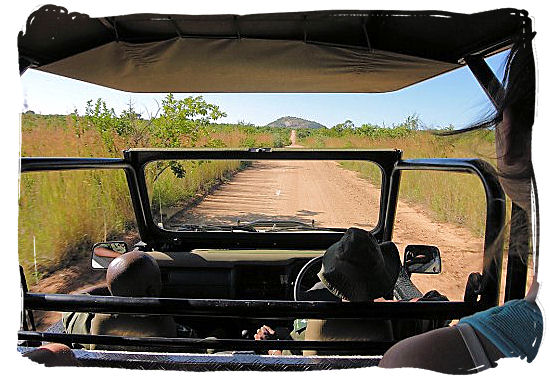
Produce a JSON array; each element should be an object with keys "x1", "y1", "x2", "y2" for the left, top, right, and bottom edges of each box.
[{"x1": 17, "y1": 6, "x2": 535, "y2": 370}]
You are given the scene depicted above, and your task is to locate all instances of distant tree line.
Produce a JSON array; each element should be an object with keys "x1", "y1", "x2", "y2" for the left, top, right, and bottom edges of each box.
[{"x1": 295, "y1": 115, "x2": 425, "y2": 140}]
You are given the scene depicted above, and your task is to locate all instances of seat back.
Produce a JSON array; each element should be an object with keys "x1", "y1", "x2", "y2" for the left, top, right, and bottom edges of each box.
[
  {"x1": 90, "y1": 313, "x2": 178, "y2": 351},
  {"x1": 303, "y1": 318, "x2": 394, "y2": 356}
]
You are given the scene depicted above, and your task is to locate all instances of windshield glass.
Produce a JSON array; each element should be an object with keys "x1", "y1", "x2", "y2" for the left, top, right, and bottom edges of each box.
[{"x1": 145, "y1": 159, "x2": 382, "y2": 231}]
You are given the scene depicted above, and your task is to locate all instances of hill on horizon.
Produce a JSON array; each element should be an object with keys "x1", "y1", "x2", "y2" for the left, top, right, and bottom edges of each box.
[{"x1": 265, "y1": 116, "x2": 325, "y2": 129}]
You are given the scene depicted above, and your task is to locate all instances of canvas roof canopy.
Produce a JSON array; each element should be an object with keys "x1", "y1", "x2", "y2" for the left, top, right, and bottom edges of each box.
[{"x1": 18, "y1": 5, "x2": 529, "y2": 93}]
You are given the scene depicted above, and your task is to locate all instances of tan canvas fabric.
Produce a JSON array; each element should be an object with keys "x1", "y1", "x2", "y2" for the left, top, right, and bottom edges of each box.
[{"x1": 38, "y1": 38, "x2": 459, "y2": 93}]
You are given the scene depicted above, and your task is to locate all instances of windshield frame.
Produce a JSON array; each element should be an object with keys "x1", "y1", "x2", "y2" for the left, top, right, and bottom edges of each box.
[
  {"x1": 126, "y1": 148, "x2": 402, "y2": 251},
  {"x1": 143, "y1": 155, "x2": 388, "y2": 235}
]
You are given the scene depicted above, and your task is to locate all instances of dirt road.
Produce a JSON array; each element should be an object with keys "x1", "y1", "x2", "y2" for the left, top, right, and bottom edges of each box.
[
  {"x1": 172, "y1": 159, "x2": 382, "y2": 230},
  {"x1": 173, "y1": 130, "x2": 379, "y2": 228},
  {"x1": 173, "y1": 131, "x2": 485, "y2": 301}
]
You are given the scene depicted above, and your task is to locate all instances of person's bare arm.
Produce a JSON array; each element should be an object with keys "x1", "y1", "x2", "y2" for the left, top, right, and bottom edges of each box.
[{"x1": 379, "y1": 327, "x2": 477, "y2": 374}]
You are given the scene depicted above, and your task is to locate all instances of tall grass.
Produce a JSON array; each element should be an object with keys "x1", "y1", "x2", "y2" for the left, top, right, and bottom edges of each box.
[
  {"x1": 19, "y1": 169, "x2": 136, "y2": 278},
  {"x1": 299, "y1": 129, "x2": 500, "y2": 237},
  {"x1": 19, "y1": 114, "x2": 289, "y2": 277}
]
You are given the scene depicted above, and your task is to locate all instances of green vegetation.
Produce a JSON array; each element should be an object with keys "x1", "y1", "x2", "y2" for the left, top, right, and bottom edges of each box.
[
  {"x1": 295, "y1": 115, "x2": 424, "y2": 141},
  {"x1": 208, "y1": 122, "x2": 292, "y2": 148},
  {"x1": 19, "y1": 96, "x2": 291, "y2": 278}
]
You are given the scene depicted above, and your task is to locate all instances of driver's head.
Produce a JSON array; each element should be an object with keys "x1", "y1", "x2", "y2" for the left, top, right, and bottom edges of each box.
[
  {"x1": 106, "y1": 251, "x2": 161, "y2": 297},
  {"x1": 318, "y1": 228, "x2": 400, "y2": 302}
]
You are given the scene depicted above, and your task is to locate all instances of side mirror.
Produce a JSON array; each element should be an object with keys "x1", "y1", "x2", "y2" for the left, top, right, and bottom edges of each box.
[
  {"x1": 91, "y1": 241, "x2": 128, "y2": 269},
  {"x1": 404, "y1": 245, "x2": 441, "y2": 275}
]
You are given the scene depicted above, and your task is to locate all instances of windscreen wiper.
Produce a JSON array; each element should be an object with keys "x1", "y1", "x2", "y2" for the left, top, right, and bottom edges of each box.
[
  {"x1": 175, "y1": 220, "x2": 344, "y2": 232},
  {"x1": 175, "y1": 223, "x2": 257, "y2": 232},
  {"x1": 243, "y1": 219, "x2": 344, "y2": 232}
]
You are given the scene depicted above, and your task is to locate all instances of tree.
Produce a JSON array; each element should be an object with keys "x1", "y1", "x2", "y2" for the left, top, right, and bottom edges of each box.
[
  {"x1": 332, "y1": 119, "x2": 355, "y2": 134},
  {"x1": 71, "y1": 94, "x2": 227, "y2": 180},
  {"x1": 72, "y1": 94, "x2": 226, "y2": 150},
  {"x1": 72, "y1": 98, "x2": 120, "y2": 153},
  {"x1": 151, "y1": 94, "x2": 226, "y2": 148},
  {"x1": 148, "y1": 94, "x2": 226, "y2": 181},
  {"x1": 403, "y1": 114, "x2": 420, "y2": 131}
]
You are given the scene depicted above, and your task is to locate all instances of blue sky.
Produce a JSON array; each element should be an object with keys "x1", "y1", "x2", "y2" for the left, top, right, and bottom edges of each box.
[{"x1": 20, "y1": 52, "x2": 507, "y2": 129}]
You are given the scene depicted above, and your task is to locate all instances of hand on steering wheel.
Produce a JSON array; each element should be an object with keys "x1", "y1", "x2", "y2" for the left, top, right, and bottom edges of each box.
[{"x1": 254, "y1": 325, "x2": 282, "y2": 355}]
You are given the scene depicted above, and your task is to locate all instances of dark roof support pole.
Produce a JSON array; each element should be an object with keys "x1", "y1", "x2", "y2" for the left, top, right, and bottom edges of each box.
[
  {"x1": 465, "y1": 54, "x2": 530, "y2": 302},
  {"x1": 504, "y1": 203, "x2": 529, "y2": 301},
  {"x1": 464, "y1": 54, "x2": 505, "y2": 109}
]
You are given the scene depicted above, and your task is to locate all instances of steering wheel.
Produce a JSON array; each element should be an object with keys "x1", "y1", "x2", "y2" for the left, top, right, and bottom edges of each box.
[{"x1": 293, "y1": 256, "x2": 323, "y2": 301}]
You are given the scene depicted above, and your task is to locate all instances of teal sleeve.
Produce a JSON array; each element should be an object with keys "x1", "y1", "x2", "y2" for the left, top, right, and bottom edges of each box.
[{"x1": 459, "y1": 299, "x2": 543, "y2": 362}]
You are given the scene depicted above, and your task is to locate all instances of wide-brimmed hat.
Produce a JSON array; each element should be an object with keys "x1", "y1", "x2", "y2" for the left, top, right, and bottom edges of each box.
[
  {"x1": 318, "y1": 228, "x2": 401, "y2": 301},
  {"x1": 302, "y1": 281, "x2": 340, "y2": 301}
]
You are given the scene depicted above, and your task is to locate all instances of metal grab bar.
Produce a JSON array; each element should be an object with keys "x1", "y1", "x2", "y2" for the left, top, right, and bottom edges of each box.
[{"x1": 24, "y1": 293, "x2": 482, "y2": 320}]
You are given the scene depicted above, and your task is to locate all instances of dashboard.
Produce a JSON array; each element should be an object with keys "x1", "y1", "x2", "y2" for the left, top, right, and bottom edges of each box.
[{"x1": 148, "y1": 249, "x2": 324, "y2": 300}]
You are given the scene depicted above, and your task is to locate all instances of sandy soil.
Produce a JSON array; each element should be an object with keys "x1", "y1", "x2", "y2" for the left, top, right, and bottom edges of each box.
[
  {"x1": 171, "y1": 159, "x2": 382, "y2": 230},
  {"x1": 28, "y1": 130, "x2": 491, "y2": 328}
]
